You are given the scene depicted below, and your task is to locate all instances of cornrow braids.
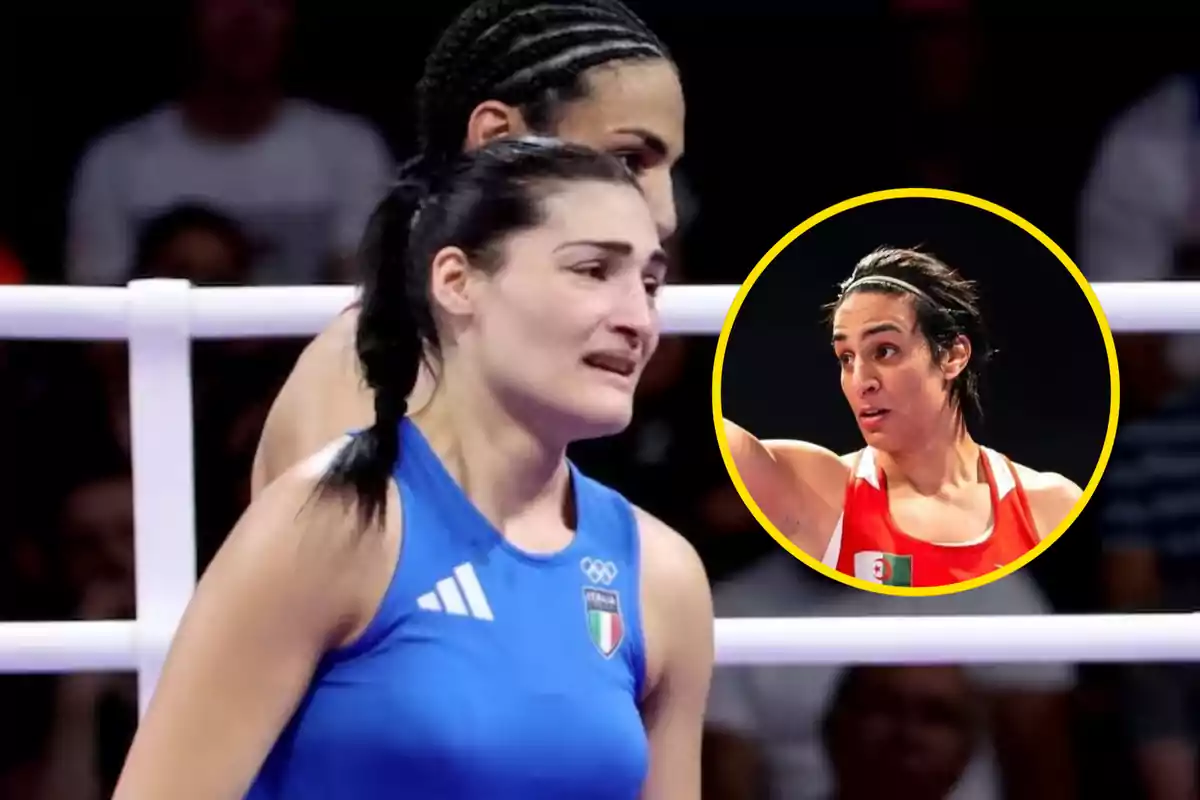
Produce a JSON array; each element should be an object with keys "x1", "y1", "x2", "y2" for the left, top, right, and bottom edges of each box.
[{"x1": 417, "y1": 0, "x2": 670, "y2": 164}]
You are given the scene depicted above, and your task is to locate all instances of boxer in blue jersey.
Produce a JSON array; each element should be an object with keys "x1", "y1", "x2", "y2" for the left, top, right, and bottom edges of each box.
[
  {"x1": 250, "y1": 0, "x2": 688, "y2": 494},
  {"x1": 113, "y1": 137, "x2": 714, "y2": 800}
]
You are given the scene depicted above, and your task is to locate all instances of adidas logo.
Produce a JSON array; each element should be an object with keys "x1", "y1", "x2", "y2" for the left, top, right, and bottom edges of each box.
[{"x1": 416, "y1": 562, "x2": 494, "y2": 621}]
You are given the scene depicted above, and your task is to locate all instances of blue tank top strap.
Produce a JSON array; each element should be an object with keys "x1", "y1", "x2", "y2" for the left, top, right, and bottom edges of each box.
[
  {"x1": 319, "y1": 419, "x2": 495, "y2": 663},
  {"x1": 566, "y1": 460, "x2": 648, "y2": 700}
]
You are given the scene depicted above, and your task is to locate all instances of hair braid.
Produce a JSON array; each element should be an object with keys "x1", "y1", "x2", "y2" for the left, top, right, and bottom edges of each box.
[
  {"x1": 417, "y1": 0, "x2": 670, "y2": 160},
  {"x1": 316, "y1": 138, "x2": 640, "y2": 530}
]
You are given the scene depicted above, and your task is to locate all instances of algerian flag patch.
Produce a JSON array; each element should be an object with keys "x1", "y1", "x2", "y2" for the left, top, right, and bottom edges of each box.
[{"x1": 854, "y1": 551, "x2": 913, "y2": 586}]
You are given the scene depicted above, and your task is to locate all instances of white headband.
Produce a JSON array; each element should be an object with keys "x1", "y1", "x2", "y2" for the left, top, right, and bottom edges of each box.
[{"x1": 842, "y1": 275, "x2": 928, "y2": 299}]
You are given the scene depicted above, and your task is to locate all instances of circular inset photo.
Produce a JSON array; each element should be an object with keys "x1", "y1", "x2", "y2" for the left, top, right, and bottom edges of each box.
[{"x1": 713, "y1": 189, "x2": 1119, "y2": 596}]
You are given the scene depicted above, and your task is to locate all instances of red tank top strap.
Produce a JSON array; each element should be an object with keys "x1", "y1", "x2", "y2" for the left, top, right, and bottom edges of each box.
[
  {"x1": 832, "y1": 445, "x2": 1041, "y2": 587},
  {"x1": 980, "y1": 447, "x2": 1040, "y2": 551}
]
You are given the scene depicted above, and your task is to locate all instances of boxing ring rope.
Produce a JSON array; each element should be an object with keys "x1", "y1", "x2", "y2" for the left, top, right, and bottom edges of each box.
[
  {"x1": 2, "y1": 278, "x2": 1199, "y2": 715},
  {"x1": 4, "y1": 280, "x2": 1200, "y2": 339}
]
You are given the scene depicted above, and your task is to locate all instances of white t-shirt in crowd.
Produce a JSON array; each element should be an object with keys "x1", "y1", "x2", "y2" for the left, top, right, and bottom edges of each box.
[
  {"x1": 1078, "y1": 74, "x2": 1200, "y2": 379},
  {"x1": 66, "y1": 99, "x2": 394, "y2": 286},
  {"x1": 706, "y1": 552, "x2": 1076, "y2": 800},
  {"x1": 1079, "y1": 74, "x2": 1200, "y2": 285}
]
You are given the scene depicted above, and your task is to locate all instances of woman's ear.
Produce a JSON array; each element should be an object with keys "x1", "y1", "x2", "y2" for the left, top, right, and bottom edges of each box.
[
  {"x1": 428, "y1": 246, "x2": 475, "y2": 319},
  {"x1": 940, "y1": 334, "x2": 972, "y2": 381},
  {"x1": 464, "y1": 100, "x2": 531, "y2": 151}
]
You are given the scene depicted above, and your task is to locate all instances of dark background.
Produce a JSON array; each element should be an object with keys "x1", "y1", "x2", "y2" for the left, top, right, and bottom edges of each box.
[
  {"x1": 720, "y1": 196, "x2": 1113, "y2": 491},
  {"x1": 3, "y1": 6, "x2": 1200, "y2": 287},
  {"x1": 1, "y1": 1, "x2": 1199, "y2": 798}
]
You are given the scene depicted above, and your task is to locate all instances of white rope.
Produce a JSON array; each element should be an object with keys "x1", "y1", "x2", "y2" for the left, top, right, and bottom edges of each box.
[
  {"x1": 1, "y1": 614, "x2": 1198, "y2": 673},
  {"x1": 0, "y1": 283, "x2": 734, "y2": 338},
  {"x1": 0, "y1": 278, "x2": 1187, "y2": 702},
  {"x1": 714, "y1": 614, "x2": 1200, "y2": 665},
  {"x1": 0, "y1": 622, "x2": 140, "y2": 673},
  {"x1": 0, "y1": 280, "x2": 1198, "y2": 338}
]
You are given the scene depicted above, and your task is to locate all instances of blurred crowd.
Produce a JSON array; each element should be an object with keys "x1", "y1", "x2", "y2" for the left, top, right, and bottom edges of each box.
[{"x1": 1, "y1": 0, "x2": 1199, "y2": 798}]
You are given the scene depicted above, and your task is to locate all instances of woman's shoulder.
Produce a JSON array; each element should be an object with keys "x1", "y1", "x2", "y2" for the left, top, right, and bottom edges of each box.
[
  {"x1": 630, "y1": 506, "x2": 709, "y2": 610},
  {"x1": 1003, "y1": 455, "x2": 1085, "y2": 538},
  {"x1": 628, "y1": 505, "x2": 714, "y2": 702},
  {"x1": 1005, "y1": 457, "x2": 1083, "y2": 504},
  {"x1": 271, "y1": 435, "x2": 405, "y2": 549},
  {"x1": 252, "y1": 309, "x2": 370, "y2": 495},
  {"x1": 234, "y1": 439, "x2": 403, "y2": 642}
]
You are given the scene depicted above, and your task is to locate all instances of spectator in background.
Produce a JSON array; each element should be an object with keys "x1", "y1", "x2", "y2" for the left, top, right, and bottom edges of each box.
[
  {"x1": 1097, "y1": 410, "x2": 1200, "y2": 800},
  {"x1": 1079, "y1": 72, "x2": 1200, "y2": 800},
  {"x1": 131, "y1": 203, "x2": 253, "y2": 284},
  {"x1": 61, "y1": 203, "x2": 258, "y2": 495},
  {"x1": 36, "y1": 202, "x2": 288, "y2": 797},
  {"x1": 702, "y1": 552, "x2": 1076, "y2": 800},
  {"x1": 36, "y1": 480, "x2": 138, "y2": 800},
  {"x1": 1078, "y1": 72, "x2": 1200, "y2": 418},
  {"x1": 822, "y1": 666, "x2": 982, "y2": 800},
  {"x1": 134, "y1": 204, "x2": 290, "y2": 554},
  {"x1": 66, "y1": 0, "x2": 393, "y2": 288}
]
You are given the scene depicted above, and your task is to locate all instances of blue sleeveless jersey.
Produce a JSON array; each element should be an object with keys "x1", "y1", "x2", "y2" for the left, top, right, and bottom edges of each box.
[{"x1": 246, "y1": 419, "x2": 649, "y2": 799}]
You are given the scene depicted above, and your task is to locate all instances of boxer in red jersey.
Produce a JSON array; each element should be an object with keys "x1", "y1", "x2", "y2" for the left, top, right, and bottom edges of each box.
[{"x1": 724, "y1": 247, "x2": 1084, "y2": 588}]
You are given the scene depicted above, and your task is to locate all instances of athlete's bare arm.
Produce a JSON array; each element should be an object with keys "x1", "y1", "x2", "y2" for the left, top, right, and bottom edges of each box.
[
  {"x1": 251, "y1": 309, "x2": 374, "y2": 498},
  {"x1": 113, "y1": 446, "x2": 401, "y2": 800},
  {"x1": 1013, "y1": 464, "x2": 1084, "y2": 541},
  {"x1": 721, "y1": 418, "x2": 849, "y2": 557},
  {"x1": 635, "y1": 507, "x2": 713, "y2": 800}
]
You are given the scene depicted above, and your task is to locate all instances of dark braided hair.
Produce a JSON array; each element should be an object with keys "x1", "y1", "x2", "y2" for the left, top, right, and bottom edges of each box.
[
  {"x1": 316, "y1": 137, "x2": 642, "y2": 528},
  {"x1": 826, "y1": 247, "x2": 995, "y2": 426},
  {"x1": 416, "y1": 0, "x2": 670, "y2": 166}
]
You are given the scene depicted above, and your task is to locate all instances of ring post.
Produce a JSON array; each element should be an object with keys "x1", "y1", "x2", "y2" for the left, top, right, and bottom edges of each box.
[{"x1": 127, "y1": 279, "x2": 198, "y2": 716}]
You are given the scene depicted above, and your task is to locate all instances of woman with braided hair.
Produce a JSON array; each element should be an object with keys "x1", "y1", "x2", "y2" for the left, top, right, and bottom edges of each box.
[
  {"x1": 114, "y1": 138, "x2": 712, "y2": 798},
  {"x1": 251, "y1": 0, "x2": 684, "y2": 495},
  {"x1": 724, "y1": 248, "x2": 1083, "y2": 588}
]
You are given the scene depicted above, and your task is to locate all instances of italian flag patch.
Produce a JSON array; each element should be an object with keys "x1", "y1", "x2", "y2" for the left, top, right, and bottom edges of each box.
[
  {"x1": 854, "y1": 551, "x2": 913, "y2": 586},
  {"x1": 584, "y1": 587, "x2": 624, "y2": 658}
]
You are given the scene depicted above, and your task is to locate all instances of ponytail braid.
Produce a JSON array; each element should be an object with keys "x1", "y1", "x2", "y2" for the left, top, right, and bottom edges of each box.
[
  {"x1": 316, "y1": 156, "x2": 432, "y2": 529},
  {"x1": 315, "y1": 137, "x2": 642, "y2": 531}
]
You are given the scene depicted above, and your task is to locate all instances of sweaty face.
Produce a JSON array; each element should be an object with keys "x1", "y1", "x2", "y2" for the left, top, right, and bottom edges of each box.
[
  {"x1": 832, "y1": 291, "x2": 958, "y2": 450},
  {"x1": 466, "y1": 180, "x2": 666, "y2": 443},
  {"x1": 551, "y1": 59, "x2": 685, "y2": 240}
]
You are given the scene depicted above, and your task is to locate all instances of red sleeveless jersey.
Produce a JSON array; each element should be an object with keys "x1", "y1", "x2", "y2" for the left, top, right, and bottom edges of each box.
[{"x1": 823, "y1": 446, "x2": 1040, "y2": 587}]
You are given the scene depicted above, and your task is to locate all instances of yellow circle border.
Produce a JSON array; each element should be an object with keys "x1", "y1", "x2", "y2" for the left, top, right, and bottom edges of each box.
[{"x1": 711, "y1": 187, "x2": 1121, "y2": 597}]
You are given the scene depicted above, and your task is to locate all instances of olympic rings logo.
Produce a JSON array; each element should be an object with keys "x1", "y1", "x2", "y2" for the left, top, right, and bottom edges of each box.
[{"x1": 581, "y1": 557, "x2": 618, "y2": 585}]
